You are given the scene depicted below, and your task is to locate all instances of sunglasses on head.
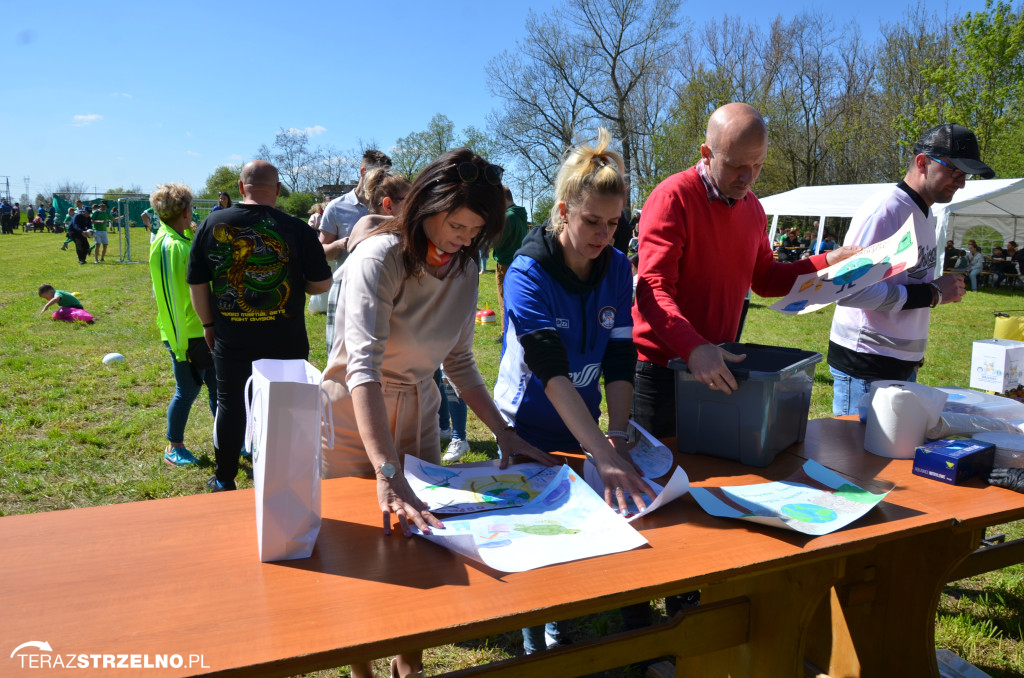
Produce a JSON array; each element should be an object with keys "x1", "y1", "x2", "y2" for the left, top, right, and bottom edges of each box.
[{"x1": 445, "y1": 161, "x2": 504, "y2": 186}]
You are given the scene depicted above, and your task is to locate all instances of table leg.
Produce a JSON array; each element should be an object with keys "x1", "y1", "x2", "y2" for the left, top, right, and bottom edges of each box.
[
  {"x1": 823, "y1": 527, "x2": 982, "y2": 677},
  {"x1": 677, "y1": 558, "x2": 845, "y2": 677}
]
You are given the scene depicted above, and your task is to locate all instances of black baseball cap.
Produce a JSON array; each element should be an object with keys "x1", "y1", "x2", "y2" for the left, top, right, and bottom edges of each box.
[{"x1": 913, "y1": 123, "x2": 995, "y2": 179}]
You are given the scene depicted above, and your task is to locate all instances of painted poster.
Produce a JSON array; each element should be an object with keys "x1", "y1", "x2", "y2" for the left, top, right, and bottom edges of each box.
[
  {"x1": 689, "y1": 459, "x2": 890, "y2": 536},
  {"x1": 771, "y1": 216, "x2": 918, "y2": 315},
  {"x1": 412, "y1": 465, "x2": 648, "y2": 572},
  {"x1": 627, "y1": 419, "x2": 675, "y2": 479},
  {"x1": 404, "y1": 456, "x2": 561, "y2": 515},
  {"x1": 583, "y1": 462, "x2": 691, "y2": 523}
]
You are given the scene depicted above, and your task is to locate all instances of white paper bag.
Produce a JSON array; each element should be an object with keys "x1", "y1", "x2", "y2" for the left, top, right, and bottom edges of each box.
[{"x1": 245, "y1": 359, "x2": 334, "y2": 562}]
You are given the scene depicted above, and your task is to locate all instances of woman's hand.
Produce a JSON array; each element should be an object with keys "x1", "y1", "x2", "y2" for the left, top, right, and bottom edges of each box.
[
  {"x1": 376, "y1": 472, "x2": 444, "y2": 537},
  {"x1": 495, "y1": 427, "x2": 560, "y2": 469},
  {"x1": 590, "y1": 438, "x2": 655, "y2": 515}
]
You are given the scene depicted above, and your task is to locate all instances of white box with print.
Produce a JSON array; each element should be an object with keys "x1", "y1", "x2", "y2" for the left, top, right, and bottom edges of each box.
[{"x1": 969, "y1": 338, "x2": 1024, "y2": 393}]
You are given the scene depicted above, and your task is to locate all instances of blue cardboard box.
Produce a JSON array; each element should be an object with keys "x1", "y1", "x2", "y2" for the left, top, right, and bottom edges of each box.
[{"x1": 912, "y1": 438, "x2": 995, "y2": 485}]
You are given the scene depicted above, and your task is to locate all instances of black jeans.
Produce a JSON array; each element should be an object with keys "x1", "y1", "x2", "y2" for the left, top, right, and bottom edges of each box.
[
  {"x1": 631, "y1": 360, "x2": 677, "y2": 439},
  {"x1": 623, "y1": 360, "x2": 699, "y2": 633},
  {"x1": 71, "y1": 233, "x2": 90, "y2": 263},
  {"x1": 212, "y1": 353, "x2": 254, "y2": 489}
]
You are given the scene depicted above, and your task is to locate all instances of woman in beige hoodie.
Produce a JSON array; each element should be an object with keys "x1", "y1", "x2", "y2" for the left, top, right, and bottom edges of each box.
[{"x1": 321, "y1": 149, "x2": 555, "y2": 678}]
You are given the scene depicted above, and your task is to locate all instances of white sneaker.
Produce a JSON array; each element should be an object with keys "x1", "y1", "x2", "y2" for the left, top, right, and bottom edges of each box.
[
  {"x1": 439, "y1": 426, "x2": 453, "y2": 442},
  {"x1": 443, "y1": 438, "x2": 469, "y2": 463}
]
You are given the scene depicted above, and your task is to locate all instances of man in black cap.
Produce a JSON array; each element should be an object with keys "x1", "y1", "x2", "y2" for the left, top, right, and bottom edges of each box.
[{"x1": 827, "y1": 123, "x2": 994, "y2": 415}]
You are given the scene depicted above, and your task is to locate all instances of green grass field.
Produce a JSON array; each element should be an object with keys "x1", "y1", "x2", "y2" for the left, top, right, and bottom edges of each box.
[{"x1": 0, "y1": 232, "x2": 1020, "y2": 676}]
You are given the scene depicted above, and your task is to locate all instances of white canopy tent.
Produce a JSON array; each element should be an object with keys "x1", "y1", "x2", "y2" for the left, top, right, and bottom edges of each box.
[{"x1": 760, "y1": 178, "x2": 1024, "y2": 259}]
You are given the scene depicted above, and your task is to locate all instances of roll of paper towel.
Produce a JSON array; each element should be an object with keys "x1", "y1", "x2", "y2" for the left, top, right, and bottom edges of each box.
[{"x1": 864, "y1": 382, "x2": 948, "y2": 459}]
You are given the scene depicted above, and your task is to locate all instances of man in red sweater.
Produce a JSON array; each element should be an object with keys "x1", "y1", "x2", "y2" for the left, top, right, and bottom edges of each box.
[{"x1": 632, "y1": 102, "x2": 855, "y2": 437}]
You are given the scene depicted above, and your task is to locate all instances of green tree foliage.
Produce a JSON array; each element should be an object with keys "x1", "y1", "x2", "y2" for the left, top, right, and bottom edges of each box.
[
  {"x1": 200, "y1": 165, "x2": 242, "y2": 201},
  {"x1": 913, "y1": 0, "x2": 1023, "y2": 168},
  {"x1": 391, "y1": 114, "x2": 498, "y2": 179},
  {"x1": 102, "y1": 185, "x2": 144, "y2": 201},
  {"x1": 278, "y1": 192, "x2": 317, "y2": 219},
  {"x1": 532, "y1": 195, "x2": 554, "y2": 226}
]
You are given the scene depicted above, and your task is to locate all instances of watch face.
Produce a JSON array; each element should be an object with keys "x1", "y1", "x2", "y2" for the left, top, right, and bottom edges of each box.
[{"x1": 379, "y1": 462, "x2": 397, "y2": 479}]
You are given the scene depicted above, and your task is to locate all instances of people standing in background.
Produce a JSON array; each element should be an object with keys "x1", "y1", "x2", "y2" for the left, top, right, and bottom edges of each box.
[
  {"x1": 307, "y1": 202, "x2": 324, "y2": 230},
  {"x1": 0, "y1": 199, "x2": 11, "y2": 234},
  {"x1": 149, "y1": 183, "x2": 218, "y2": 468},
  {"x1": 311, "y1": 149, "x2": 393, "y2": 314},
  {"x1": 211, "y1": 191, "x2": 232, "y2": 212},
  {"x1": 188, "y1": 160, "x2": 332, "y2": 492},
  {"x1": 90, "y1": 201, "x2": 111, "y2": 263},
  {"x1": 493, "y1": 185, "x2": 528, "y2": 329},
  {"x1": 141, "y1": 205, "x2": 160, "y2": 244},
  {"x1": 67, "y1": 205, "x2": 92, "y2": 265}
]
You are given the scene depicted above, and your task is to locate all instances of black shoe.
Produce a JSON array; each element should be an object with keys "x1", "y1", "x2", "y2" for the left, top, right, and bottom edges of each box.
[{"x1": 206, "y1": 476, "x2": 236, "y2": 492}]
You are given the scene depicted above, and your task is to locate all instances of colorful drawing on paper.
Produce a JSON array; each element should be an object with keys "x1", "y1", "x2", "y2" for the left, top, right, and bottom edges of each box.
[
  {"x1": 412, "y1": 465, "x2": 648, "y2": 572},
  {"x1": 771, "y1": 216, "x2": 919, "y2": 315},
  {"x1": 689, "y1": 459, "x2": 890, "y2": 536},
  {"x1": 627, "y1": 419, "x2": 674, "y2": 478},
  {"x1": 583, "y1": 461, "x2": 691, "y2": 522},
  {"x1": 404, "y1": 456, "x2": 562, "y2": 514}
]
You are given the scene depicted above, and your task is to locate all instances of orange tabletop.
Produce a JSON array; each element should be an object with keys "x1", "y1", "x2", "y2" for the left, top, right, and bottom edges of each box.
[{"x1": 2, "y1": 419, "x2": 1023, "y2": 678}]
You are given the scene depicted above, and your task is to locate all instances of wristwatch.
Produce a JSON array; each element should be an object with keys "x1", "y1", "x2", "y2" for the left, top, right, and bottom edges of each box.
[{"x1": 376, "y1": 461, "x2": 397, "y2": 479}]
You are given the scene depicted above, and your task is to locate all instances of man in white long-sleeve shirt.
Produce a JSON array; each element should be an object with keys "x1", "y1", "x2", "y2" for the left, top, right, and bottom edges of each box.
[{"x1": 828, "y1": 123, "x2": 994, "y2": 415}]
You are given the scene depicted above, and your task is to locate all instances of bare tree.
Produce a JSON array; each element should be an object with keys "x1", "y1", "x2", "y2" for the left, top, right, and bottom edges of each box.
[
  {"x1": 873, "y1": 2, "x2": 952, "y2": 179},
  {"x1": 650, "y1": 16, "x2": 772, "y2": 195},
  {"x1": 53, "y1": 180, "x2": 88, "y2": 202},
  {"x1": 306, "y1": 146, "x2": 359, "y2": 190},
  {"x1": 487, "y1": 40, "x2": 597, "y2": 191},
  {"x1": 487, "y1": 0, "x2": 682, "y2": 211},
  {"x1": 259, "y1": 128, "x2": 316, "y2": 193}
]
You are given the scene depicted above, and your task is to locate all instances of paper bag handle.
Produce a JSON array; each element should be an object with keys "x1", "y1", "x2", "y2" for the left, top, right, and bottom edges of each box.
[
  {"x1": 320, "y1": 386, "x2": 335, "y2": 451},
  {"x1": 244, "y1": 375, "x2": 264, "y2": 463}
]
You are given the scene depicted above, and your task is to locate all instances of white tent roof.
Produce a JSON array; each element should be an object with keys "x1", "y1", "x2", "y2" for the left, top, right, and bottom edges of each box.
[{"x1": 760, "y1": 178, "x2": 1024, "y2": 253}]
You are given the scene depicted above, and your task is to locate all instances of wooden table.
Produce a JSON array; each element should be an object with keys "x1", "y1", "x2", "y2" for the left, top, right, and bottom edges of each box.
[{"x1": 2, "y1": 419, "x2": 1023, "y2": 678}]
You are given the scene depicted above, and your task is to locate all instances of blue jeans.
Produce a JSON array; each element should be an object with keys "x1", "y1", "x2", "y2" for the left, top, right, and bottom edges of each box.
[
  {"x1": 830, "y1": 365, "x2": 916, "y2": 417},
  {"x1": 521, "y1": 621, "x2": 565, "y2": 654},
  {"x1": 969, "y1": 269, "x2": 982, "y2": 291},
  {"x1": 441, "y1": 375, "x2": 467, "y2": 439},
  {"x1": 163, "y1": 341, "x2": 217, "y2": 445}
]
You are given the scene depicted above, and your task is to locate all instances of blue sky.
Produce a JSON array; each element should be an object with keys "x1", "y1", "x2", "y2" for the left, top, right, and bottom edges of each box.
[{"x1": 0, "y1": 0, "x2": 989, "y2": 202}]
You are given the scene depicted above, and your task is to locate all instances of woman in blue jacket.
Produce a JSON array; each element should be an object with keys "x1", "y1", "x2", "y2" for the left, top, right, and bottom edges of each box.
[{"x1": 494, "y1": 129, "x2": 654, "y2": 652}]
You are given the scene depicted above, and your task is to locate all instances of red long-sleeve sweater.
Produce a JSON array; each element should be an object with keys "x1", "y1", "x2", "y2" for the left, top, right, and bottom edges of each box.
[{"x1": 632, "y1": 167, "x2": 829, "y2": 367}]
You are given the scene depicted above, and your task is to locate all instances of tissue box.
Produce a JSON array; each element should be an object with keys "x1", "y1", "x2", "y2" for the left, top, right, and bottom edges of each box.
[
  {"x1": 969, "y1": 338, "x2": 1024, "y2": 393},
  {"x1": 912, "y1": 438, "x2": 995, "y2": 485}
]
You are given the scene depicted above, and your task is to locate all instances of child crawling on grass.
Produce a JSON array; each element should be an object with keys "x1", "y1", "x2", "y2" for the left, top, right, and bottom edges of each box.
[{"x1": 38, "y1": 284, "x2": 94, "y2": 323}]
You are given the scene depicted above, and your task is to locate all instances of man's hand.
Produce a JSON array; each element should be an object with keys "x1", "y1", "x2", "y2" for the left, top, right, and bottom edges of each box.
[
  {"x1": 686, "y1": 343, "x2": 746, "y2": 395},
  {"x1": 824, "y1": 245, "x2": 863, "y2": 266},
  {"x1": 933, "y1": 272, "x2": 966, "y2": 304}
]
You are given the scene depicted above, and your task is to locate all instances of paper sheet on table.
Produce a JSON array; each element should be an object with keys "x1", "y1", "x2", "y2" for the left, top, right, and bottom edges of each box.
[
  {"x1": 404, "y1": 455, "x2": 560, "y2": 514},
  {"x1": 413, "y1": 465, "x2": 647, "y2": 572},
  {"x1": 689, "y1": 460, "x2": 890, "y2": 536},
  {"x1": 771, "y1": 216, "x2": 918, "y2": 315},
  {"x1": 583, "y1": 462, "x2": 690, "y2": 523},
  {"x1": 627, "y1": 419, "x2": 674, "y2": 478}
]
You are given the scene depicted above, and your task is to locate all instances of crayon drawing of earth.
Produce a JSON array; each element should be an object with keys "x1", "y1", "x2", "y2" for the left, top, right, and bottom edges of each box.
[{"x1": 780, "y1": 503, "x2": 838, "y2": 523}]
